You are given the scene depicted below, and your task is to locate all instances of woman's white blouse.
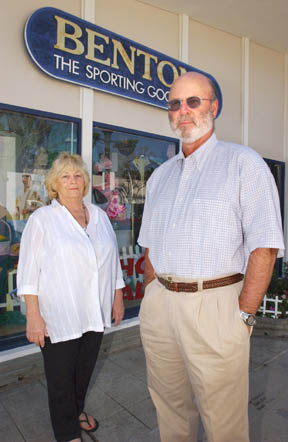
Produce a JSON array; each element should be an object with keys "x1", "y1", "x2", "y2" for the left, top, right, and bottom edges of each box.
[{"x1": 17, "y1": 199, "x2": 125, "y2": 343}]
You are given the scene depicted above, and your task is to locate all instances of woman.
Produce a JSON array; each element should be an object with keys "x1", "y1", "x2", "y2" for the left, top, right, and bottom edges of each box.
[{"x1": 17, "y1": 152, "x2": 125, "y2": 442}]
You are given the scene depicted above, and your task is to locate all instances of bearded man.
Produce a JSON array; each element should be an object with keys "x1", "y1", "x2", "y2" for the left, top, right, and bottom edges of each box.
[{"x1": 138, "y1": 72, "x2": 284, "y2": 442}]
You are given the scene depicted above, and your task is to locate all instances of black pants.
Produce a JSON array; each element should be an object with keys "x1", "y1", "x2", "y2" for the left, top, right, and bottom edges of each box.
[{"x1": 41, "y1": 331, "x2": 103, "y2": 442}]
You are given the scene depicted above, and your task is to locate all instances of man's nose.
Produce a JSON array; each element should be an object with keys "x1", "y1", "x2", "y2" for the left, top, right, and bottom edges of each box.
[{"x1": 179, "y1": 99, "x2": 190, "y2": 114}]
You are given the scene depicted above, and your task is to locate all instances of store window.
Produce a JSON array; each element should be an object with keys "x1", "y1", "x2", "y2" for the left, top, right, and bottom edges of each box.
[
  {"x1": 264, "y1": 158, "x2": 285, "y2": 275},
  {"x1": 0, "y1": 105, "x2": 79, "y2": 350},
  {"x1": 92, "y1": 123, "x2": 178, "y2": 317}
]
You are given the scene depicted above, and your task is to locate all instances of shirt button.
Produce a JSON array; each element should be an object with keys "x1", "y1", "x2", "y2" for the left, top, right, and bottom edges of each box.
[
  {"x1": 168, "y1": 251, "x2": 172, "y2": 256},
  {"x1": 173, "y1": 223, "x2": 176, "y2": 228}
]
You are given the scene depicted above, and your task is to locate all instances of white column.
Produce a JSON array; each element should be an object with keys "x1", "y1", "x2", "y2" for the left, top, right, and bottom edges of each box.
[
  {"x1": 284, "y1": 54, "x2": 288, "y2": 161},
  {"x1": 80, "y1": 0, "x2": 95, "y2": 201},
  {"x1": 179, "y1": 14, "x2": 189, "y2": 63},
  {"x1": 241, "y1": 37, "x2": 249, "y2": 146},
  {"x1": 283, "y1": 53, "x2": 288, "y2": 259}
]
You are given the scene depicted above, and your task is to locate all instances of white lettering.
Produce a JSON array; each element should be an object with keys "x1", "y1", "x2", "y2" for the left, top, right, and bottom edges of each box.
[
  {"x1": 54, "y1": 54, "x2": 80, "y2": 75},
  {"x1": 85, "y1": 66, "x2": 145, "y2": 94},
  {"x1": 98, "y1": 70, "x2": 110, "y2": 83},
  {"x1": 147, "y1": 85, "x2": 169, "y2": 101}
]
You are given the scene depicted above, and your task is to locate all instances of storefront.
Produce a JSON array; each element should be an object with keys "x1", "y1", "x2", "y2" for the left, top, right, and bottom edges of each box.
[{"x1": 1, "y1": 0, "x2": 287, "y2": 360}]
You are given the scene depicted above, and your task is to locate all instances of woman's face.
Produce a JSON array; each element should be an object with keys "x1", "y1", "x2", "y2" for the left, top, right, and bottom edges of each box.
[{"x1": 55, "y1": 167, "x2": 85, "y2": 202}]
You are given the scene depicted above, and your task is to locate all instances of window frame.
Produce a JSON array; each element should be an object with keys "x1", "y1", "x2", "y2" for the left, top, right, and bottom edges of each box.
[{"x1": 0, "y1": 103, "x2": 82, "y2": 352}]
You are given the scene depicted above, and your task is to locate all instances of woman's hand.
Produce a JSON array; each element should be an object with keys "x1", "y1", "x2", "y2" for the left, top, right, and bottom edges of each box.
[
  {"x1": 25, "y1": 294, "x2": 49, "y2": 347},
  {"x1": 112, "y1": 289, "x2": 125, "y2": 326},
  {"x1": 26, "y1": 311, "x2": 48, "y2": 347}
]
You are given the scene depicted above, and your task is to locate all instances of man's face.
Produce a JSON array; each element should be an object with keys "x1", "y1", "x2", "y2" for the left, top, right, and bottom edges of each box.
[
  {"x1": 168, "y1": 74, "x2": 218, "y2": 144},
  {"x1": 22, "y1": 174, "x2": 31, "y2": 186}
]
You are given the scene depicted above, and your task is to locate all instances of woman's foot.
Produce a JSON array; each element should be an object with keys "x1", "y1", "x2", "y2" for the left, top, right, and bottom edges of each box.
[
  {"x1": 68, "y1": 439, "x2": 81, "y2": 442},
  {"x1": 78, "y1": 411, "x2": 99, "y2": 432}
]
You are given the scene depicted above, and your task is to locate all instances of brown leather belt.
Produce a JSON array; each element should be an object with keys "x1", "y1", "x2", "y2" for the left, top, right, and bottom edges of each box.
[{"x1": 156, "y1": 273, "x2": 244, "y2": 293}]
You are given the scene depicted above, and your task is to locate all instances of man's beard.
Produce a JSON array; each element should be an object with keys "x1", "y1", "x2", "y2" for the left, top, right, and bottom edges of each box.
[{"x1": 170, "y1": 110, "x2": 214, "y2": 143}]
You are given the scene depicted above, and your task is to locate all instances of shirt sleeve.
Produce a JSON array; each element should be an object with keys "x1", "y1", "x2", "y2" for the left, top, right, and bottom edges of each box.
[
  {"x1": 16, "y1": 212, "x2": 44, "y2": 297},
  {"x1": 240, "y1": 154, "x2": 285, "y2": 257}
]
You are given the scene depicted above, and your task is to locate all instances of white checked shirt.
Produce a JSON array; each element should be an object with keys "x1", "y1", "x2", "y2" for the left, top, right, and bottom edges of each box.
[{"x1": 138, "y1": 133, "x2": 284, "y2": 278}]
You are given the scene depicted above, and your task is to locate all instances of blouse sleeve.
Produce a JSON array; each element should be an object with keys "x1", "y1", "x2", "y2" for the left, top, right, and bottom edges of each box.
[
  {"x1": 103, "y1": 211, "x2": 125, "y2": 290},
  {"x1": 16, "y1": 212, "x2": 44, "y2": 298},
  {"x1": 115, "y1": 255, "x2": 125, "y2": 289}
]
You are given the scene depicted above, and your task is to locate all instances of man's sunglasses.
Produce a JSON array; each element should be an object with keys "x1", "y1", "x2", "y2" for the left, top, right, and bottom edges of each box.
[{"x1": 167, "y1": 96, "x2": 213, "y2": 112}]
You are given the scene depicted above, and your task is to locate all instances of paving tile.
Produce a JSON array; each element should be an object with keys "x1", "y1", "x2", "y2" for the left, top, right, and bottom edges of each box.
[
  {"x1": 97, "y1": 372, "x2": 149, "y2": 407},
  {"x1": 250, "y1": 335, "x2": 288, "y2": 368},
  {"x1": 107, "y1": 347, "x2": 147, "y2": 380},
  {"x1": 91, "y1": 358, "x2": 150, "y2": 407},
  {"x1": 128, "y1": 427, "x2": 161, "y2": 442},
  {"x1": 90, "y1": 358, "x2": 128, "y2": 386},
  {"x1": 84, "y1": 385, "x2": 123, "y2": 421},
  {"x1": 0, "y1": 381, "x2": 54, "y2": 441},
  {"x1": 0, "y1": 402, "x2": 25, "y2": 442},
  {"x1": 124, "y1": 396, "x2": 158, "y2": 430},
  {"x1": 0, "y1": 381, "x2": 49, "y2": 420},
  {"x1": 11, "y1": 411, "x2": 54, "y2": 442},
  {"x1": 92, "y1": 409, "x2": 151, "y2": 442},
  {"x1": 249, "y1": 405, "x2": 288, "y2": 442}
]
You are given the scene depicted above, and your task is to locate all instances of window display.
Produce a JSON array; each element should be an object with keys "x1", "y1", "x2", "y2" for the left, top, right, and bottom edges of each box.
[
  {"x1": 0, "y1": 106, "x2": 79, "y2": 350},
  {"x1": 92, "y1": 124, "x2": 178, "y2": 314}
]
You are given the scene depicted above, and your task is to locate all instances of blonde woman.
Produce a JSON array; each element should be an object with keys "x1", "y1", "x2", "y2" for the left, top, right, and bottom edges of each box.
[{"x1": 17, "y1": 152, "x2": 125, "y2": 442}]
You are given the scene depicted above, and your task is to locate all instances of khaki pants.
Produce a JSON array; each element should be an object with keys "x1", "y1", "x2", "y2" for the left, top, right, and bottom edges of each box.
[{"x1": 139, "y1": 276, "x2": 250, "y2": 442}]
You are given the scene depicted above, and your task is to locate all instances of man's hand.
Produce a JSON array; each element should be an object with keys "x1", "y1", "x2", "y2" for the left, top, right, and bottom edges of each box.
[{"x1": 112, "y1": 289, "x2": 125, "y2": 326}]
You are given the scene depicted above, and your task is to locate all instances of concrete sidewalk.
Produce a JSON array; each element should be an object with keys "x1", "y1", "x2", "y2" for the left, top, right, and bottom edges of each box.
[{"x1": 0, "y1": 326, "x2": 288, "y2": 442}]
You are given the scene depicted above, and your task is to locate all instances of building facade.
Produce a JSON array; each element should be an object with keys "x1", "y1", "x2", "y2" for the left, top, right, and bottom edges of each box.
[{"x1": 0, "y1": 0, "x2": 287, "y2": 360}]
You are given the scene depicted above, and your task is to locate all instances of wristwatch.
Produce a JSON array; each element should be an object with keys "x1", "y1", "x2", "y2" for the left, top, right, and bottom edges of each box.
[{"x1": 240, "y1": 310, "x2": 257, "y2": 326}]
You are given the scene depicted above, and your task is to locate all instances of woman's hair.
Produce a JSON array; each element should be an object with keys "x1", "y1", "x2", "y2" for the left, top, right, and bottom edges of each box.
[{"x1": 45, "y1": 152, "x2": 90, "y2": 200}]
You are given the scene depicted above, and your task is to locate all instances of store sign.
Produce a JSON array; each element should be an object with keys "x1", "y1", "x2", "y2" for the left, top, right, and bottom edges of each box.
[
  {"x1": 24, "y1": 7, "x2": 222, "y2": 115},
  {"x1": 120, "y1": 255, "x2": 145, "y2": 300}
]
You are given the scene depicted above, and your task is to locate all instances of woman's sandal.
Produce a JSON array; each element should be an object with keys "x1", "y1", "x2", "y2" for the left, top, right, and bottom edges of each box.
[{"x1": 79, "y1": 411, "x2": 99, "y2": 433}]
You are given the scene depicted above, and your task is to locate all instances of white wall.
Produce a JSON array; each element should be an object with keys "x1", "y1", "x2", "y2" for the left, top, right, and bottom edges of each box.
[
  {"x1": 189, "y1": 19, "x2": 242, "y2": 144},
  {"x1": 92, "y1": 0, "x2": 179, "y2": 138},
  {"x1": 249, "y1": 42, "x2": 285, "y2": 160},
  {"x1": 1, "y1": 0, "x2": 81, "y2": 117}
]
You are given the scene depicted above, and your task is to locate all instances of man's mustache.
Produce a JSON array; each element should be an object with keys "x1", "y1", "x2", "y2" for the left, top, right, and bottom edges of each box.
[{"x1": 176, "y1": 116, "x2": 197, "y2": 126}]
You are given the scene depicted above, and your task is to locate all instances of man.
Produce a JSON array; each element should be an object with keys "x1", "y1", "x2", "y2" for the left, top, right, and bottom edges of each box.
[
  {"x1": 15, "y1": 173, "x2": 43, "y2": 220},
  {"x1": 138, "y1": 72, "x2": 284, "y2": 442}
]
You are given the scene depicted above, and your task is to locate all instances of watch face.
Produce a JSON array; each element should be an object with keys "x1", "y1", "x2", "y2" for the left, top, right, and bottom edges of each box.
[{"x1": 247, "y1": 315, "x2": 256, "y2": 326}]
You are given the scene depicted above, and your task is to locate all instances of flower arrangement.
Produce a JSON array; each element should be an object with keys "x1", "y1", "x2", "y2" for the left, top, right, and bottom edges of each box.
[{"x1": 263, "y1": 262, "x2": 288, "y2": 319}]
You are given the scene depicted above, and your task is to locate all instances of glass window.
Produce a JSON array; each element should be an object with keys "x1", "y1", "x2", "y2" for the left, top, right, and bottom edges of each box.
[
  {"x1": 92, "y1": 124, "x2": 178, "y2": 317},
  {"x1": 264, "y1": 158, "x2": 285, "y2": 275},
  {"x1": 0, "y1": 106, "x2": 79, "y2": 350}
]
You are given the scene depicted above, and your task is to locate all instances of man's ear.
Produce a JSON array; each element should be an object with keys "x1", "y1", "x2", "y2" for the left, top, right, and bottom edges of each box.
[{"x1": 211, "y1": 99, "x2": 219, "y2": 119}]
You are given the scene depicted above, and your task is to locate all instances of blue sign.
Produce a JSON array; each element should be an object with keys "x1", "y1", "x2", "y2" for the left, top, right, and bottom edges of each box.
[{"x1": 24, "y1": 7, "x2": 222, "y2": 116}]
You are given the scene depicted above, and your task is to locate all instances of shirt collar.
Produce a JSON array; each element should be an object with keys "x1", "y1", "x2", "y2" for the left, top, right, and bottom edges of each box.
[{"x1": 176, "y1": 133, "x2": 218, "y2": 170}]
